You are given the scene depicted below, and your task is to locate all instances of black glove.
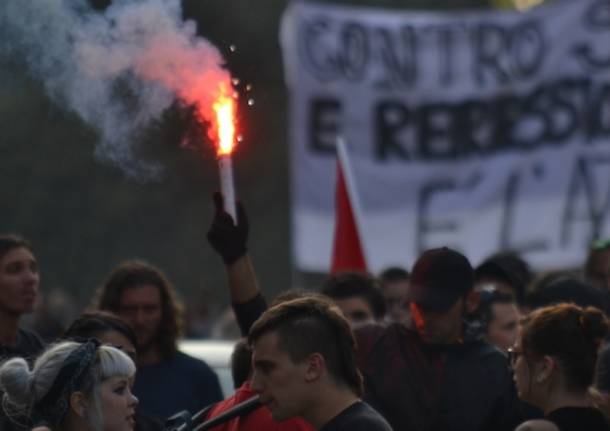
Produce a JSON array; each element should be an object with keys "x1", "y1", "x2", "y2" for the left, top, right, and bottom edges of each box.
[{"x1": 207, "y1": 192, "x2": 249, "y2": 265}]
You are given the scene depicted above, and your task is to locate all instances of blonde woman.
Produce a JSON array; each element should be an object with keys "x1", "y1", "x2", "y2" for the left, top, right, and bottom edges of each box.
[{"x1": 0, "y1": 340, "x2": 138, "y2": 431}]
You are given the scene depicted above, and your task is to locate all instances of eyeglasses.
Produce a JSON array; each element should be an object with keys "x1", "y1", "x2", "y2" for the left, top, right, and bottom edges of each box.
[{"x1": 507, "y1": 347, "x2": 524, "y2": 368}]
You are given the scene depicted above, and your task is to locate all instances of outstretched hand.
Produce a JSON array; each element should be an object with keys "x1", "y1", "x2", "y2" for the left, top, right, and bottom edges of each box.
[{"x1": 207, "y1": 192, "x2": 249, "y2": 265}]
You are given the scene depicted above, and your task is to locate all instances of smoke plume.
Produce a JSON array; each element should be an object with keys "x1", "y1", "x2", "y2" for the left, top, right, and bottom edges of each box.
[{"x1": 0, "y1": 0, "x2": 231, "y2": 180}]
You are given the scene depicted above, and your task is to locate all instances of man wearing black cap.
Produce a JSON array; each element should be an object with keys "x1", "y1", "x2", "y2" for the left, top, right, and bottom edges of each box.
[{"x1": 355, "y1": 247, "x2": 526, "y2": 431}]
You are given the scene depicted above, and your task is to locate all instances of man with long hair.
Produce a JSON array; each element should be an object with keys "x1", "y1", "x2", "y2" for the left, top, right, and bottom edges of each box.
[{"x1": 94, "y1": 260, "x2": 222, "y2": 420}]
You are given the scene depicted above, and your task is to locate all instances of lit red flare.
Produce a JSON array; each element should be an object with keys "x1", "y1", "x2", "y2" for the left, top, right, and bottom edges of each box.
[
  {"x1": 210, "y1": 81, "x2": 238, "y2": 222},
  {"x1": 212, "y1": 83, "x2": 237, "y2": 156}
]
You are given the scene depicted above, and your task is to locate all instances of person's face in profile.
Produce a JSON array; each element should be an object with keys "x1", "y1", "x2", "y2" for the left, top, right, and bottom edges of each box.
[
  {"x1": 250, "y1": 331, "x2": 310, "y2": 422},
  {"x1": 99, "y1": 374, "x2": 139, "y2": 431},
  {"x1": 486, "y1": 302, "x2": 520, "y2": 353},
  {"x1": 509, "y1": 339, "x2": 531, "y2": 401}
]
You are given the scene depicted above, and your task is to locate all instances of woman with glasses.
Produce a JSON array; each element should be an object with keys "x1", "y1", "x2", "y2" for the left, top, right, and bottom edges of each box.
[{"x1": 511, "y1": 303, "x2": 610, "y2": 431}]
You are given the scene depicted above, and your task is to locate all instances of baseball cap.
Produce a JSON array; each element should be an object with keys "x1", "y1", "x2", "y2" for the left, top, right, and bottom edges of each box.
[{"x1": 407, "y1": 247, "x2": 474, "y2": 312}]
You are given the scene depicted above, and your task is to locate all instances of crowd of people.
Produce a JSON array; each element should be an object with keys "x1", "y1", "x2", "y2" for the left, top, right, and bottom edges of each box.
[{"x1": 2, "y1": 194, "x2": 610, "y2": 431}]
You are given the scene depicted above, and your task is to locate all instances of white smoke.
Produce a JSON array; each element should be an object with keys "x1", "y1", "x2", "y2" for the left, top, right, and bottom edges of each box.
[{"x1": 0, "y1": 0, "x2": 231, "y2": 180}]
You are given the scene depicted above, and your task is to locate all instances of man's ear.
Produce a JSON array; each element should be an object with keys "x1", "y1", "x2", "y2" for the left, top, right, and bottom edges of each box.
[
  {"x1": 69, "y1": 391, "x2": 89, "y2": 419},
  {"x1": 537, "y1": 356, "x2": 556, "y2": 383},
  {"x1": 304, "y1": 353, "x2": 324, "y2": 383}
]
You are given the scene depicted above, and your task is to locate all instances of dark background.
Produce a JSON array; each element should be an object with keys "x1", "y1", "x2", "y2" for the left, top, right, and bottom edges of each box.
[{"x1": 0, "y1": 0, "x2": 492, "y2": 336}]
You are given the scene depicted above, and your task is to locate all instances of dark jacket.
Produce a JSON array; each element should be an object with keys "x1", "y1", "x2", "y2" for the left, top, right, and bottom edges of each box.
[{"x1": 355, "y1": 322, "x2": 526, "y2": 431}]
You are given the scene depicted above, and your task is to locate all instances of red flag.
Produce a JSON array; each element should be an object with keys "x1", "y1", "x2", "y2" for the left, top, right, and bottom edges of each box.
[{"x1": 331, "y1": 142, "x2": 367, "y2": 273}]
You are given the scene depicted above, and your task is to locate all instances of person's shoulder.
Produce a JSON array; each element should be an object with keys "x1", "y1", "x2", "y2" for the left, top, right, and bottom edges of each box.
[
  {"x1": 355, "y1": 402, "x2": 393, "y2": 430},
  {"x1": 326, "y1": 401, "x2": 392, "y2": 431},
  {"x1": 515, "y1": 419, "x2": 560, "y2": 431}
]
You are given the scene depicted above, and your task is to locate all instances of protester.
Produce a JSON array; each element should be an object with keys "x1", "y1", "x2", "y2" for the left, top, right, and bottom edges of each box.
[
  {"x1": 249, "y1": 296, "x2": 393, "y2": 430},
  {"x1": 0, "y1": 234, "x2": 44, "y2": 360},
  {"x1": 355, "y1": 247, "x2": 525, "y2": 431},
  {"x1": 585, "y1": 239, "x2": 610, "y2": 293},
  {"x1": 0, "y1": 339, "x2": 137, "y2": 431},
  {"x1": 203, "y1": 291, "x2": 329, "y2": 431},
  {"x1": 62, "y1": 311, "x2": 163, "y2": 431},
  {"x1": 477, "y1": 289, "x2": 520, "y2": 353},
  {"x1": 207, "y1": 198, "x2": 528, "y2": 431},
  {"x1": 378, "y1": 267, "x2": 410, "y2": 323},
  {"x1": 512, "y1": 304, "x2": 610, "y2": 431},
  {"x1": 94, "y1": 260, "x2": 222, "y2": 419},
  {"x1": 320, "y1": 273, "x2": 386, "y2": 326}
]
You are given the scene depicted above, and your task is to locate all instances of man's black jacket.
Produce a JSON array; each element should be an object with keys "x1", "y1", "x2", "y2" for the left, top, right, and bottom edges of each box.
[{"x1": 355, "y1": 322, "x2": 527, "y2": 431}]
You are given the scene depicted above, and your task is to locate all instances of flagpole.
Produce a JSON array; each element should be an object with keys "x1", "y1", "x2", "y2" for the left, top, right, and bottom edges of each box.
[{"x1": 335, "y1": 136, "x2": 370, "y2": 268}]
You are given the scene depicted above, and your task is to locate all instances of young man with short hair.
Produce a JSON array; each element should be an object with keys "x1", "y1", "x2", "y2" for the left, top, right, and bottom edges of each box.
[
  {"x1": 248, "y1": 296, "x2": 392, "y2": 431},
  {"x1": 478, "y1": 289, "x2": 520, "y2": 353}
]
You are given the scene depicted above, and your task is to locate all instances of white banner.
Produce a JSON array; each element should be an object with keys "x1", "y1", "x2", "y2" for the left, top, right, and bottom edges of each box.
[{"x1": 281, "y1": 0, "x2": 610, "y2": 273}]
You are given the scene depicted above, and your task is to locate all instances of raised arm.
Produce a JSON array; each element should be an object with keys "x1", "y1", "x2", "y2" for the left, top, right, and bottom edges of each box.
[{"x1": 207, "y1": 192, "x2": 267, "y2": 335}]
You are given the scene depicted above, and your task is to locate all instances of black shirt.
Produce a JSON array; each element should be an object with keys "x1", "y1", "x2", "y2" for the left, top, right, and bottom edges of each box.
[
  {"x1": 232, "y1": 294, "x2": 268, "y2": 336},
  {"x1": 132, "y1": 351, "x2": 223, "y2": 419},
  {"x1": 546, "y1": 407, "x2": 610, "y2": 431},
  {"x1": 320, "y1": 401, "x2": 393, "y2": 431},
  {"x1": 355, "y1": 322, "x2": 529, "y2": 431}
]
